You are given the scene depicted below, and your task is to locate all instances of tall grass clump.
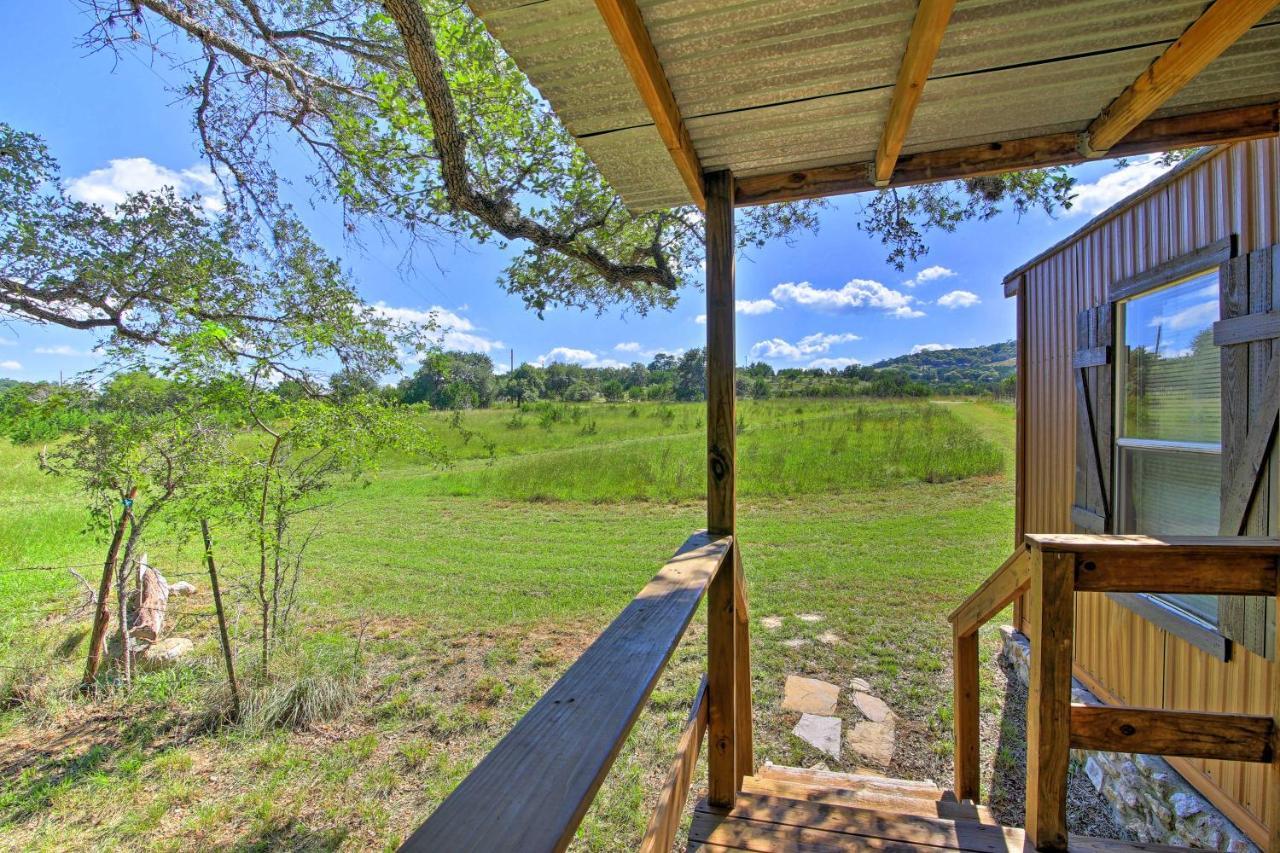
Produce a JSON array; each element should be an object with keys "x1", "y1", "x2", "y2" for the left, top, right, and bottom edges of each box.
[{"x1": 232, "y1": 638, "x2": 363, "y2": 733}]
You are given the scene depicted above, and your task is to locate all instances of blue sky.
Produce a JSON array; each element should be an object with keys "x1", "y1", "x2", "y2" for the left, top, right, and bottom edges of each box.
[{"x1": 0, "y1": 4, "x2": 1177, "y2": 382}]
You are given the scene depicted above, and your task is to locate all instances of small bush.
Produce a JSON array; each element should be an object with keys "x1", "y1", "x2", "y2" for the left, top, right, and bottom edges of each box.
[{"x1": 233, "y1": 642, "x2": 364, "y2": 733}]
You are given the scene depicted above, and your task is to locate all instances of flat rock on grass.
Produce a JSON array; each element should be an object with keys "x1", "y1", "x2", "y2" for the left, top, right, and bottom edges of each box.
[
  {"x1": 797, "y1": 613, "x2": 824, "y2": 623},
  {"x1": 760, "y1": 616, "x2": 782, "y2": 630},
  {"x1": 793, "y1": 714, "x2": 841, "y2": 760},
  {"x1": 850, "y1": 677, "x2": 872, "y2": 692},
  {"x1": 853, "y1": 691, "x2": 894, "y2": 723},
  {"x1": 847, "y1": 720, "x2": 895, "y2": 767},
  {"x1": 782, "y1": 675, "x2": 839, "y2": 715}
]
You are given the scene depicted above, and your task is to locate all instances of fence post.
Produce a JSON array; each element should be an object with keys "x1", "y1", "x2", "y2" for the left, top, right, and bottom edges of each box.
[{"x1": 1025, "y1": 545, "x2": 1075, "y2": 850}]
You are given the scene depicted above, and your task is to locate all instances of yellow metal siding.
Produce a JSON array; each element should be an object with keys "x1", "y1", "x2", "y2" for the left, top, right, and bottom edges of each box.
[{"x1": 1018, "y1": 138, "x2": 1280, "y2": 844}]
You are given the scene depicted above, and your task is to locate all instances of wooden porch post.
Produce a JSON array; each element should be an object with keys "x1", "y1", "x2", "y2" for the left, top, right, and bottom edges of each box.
[
  {"x1": 705, "y1": 169, "x2": 743, "y2": 807},
  {"x1": 1024, "y1": 545, "x2": 1074, "y2": 851}
]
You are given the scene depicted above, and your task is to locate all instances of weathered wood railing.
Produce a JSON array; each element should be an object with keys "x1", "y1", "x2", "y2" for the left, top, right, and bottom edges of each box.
[
  {"x1": 951, "y1": 534, "x2": 1280, "y2": 851},
  {"x1": 400, "y1": 530, "x2": 752, "y2": 852}
]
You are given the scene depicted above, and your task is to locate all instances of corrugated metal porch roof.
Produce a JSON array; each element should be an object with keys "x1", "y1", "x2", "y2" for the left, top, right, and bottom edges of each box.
[{"x1": 470, "y1": 0, "x2": 1280, "y2": 211}]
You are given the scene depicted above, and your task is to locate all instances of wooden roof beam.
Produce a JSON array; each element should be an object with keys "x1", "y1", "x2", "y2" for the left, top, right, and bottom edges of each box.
[
  {"x1": 1081, "y1": 0, "x2": 1280, "y2": 156},
  {"x1": 874, "y1": 0, "x2": 956, "y2": 187},
  {"x1": 594, "y1": 0, "x2": 706, "y2": 209},
  {"x1": 735, "y1": 102, "x2": 1279, "y2": 207}
]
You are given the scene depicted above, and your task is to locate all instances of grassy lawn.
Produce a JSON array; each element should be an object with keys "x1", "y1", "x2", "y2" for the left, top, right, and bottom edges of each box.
[{"x1": 0, "y1": 397, "x2": 1018, "y2": 851}]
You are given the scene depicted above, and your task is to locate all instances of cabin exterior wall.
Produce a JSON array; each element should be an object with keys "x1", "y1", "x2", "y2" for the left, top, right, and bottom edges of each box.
[{"x1": 1013, "y1": 138, "x2": 1280, "y2": 844}]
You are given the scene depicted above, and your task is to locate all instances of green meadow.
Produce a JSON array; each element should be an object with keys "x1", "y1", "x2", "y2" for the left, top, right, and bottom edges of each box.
[{"x1": 0, "y1": 398, "x2": 1017, "y2": 850}]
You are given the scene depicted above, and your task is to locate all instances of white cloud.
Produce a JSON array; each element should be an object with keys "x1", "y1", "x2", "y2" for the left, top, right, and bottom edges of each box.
[
  {"x1": 912, "y1": 343, "x2": 957, "y2": 354},
  {"x1": 809, "y1": 357, "x2": 862, "y2": 369},
  {"x1": 67, "y1": 157, "x2": 225, "y2": 214},
  {"x1": 534, "y1": 347, "x2": 625, "y2": 369},
  {"x1": 614, "y1": 341, "x2": 643, "y2": 353},
  {"x1": 370, "y1": 301, "x2": 504, "y2": 354},
  {"x1": 749, "y1": 331, "x2": 860, "y2": 361},
  {"x1": 693, "y1": 299, "x2": 777, "y2": 325},
  {"x1": 34, "y1": 345, "x2": 94, "y2": 357},
  {"x1": 736, "y1": 298, "x2": 778, "y2": 316},
  {"x1": 1069, "y1": 155, "x2": 1176, "y2": 216},
  {"x1": 937, "y1": 290, "x2": 981, "y2": 309},
  {"x1": 771, "y1": 279, "x2": 924, "y2": 319},
  {"x1": 0, "y1": 360, "x2": 21, "y2": 371},
  {"x1": 1150, "y1": 299, "x2": 1217, "y2": 332},
  {"x1": 903, "y1": 265, "x2": 956, "y2": 288}
]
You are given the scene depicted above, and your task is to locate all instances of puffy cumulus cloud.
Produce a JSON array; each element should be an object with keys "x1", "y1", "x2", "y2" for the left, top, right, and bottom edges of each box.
[
  {"x1": 808, "y1": 357, "x2": 862, "y2": 369},
  {"x1": 736, "y1": 298, "x2": 778, "y2": 315},
  {"x1": 902, "y1": 265, "x2": 956, "y2": 288},
  {"x1": 1069, "y1": 155, "x2": 1175, "y2": 216},
  {"x1": 614, "y1": 341, "x2": 643, "y2": 353},
  {"x1": 936, "y1": 290, "x2": 980, "y2": 309},
  {"x1": 67, "y1": 158, "x2": 225, "y2": 214},
  {"x1": 771, "y1": 279, "x2": 924, "y2": 319},
  {"x1": 911, "y1": 343, "x2": 957, "y2": 354},
  {"x1": 749, "y1": 331, "x2": 860, "y2": 361},
  {"x1": 534, "y1": 347, "x2": 625, "y2": 369},
  {"x1": 0, "y1": 360, "x2": 20, "y2": 371},
  {"x1": 369, "y1": 301, "x2": 504, "y2": 354},
  {"x1": 1150, "y1": 299, "x2": 1217, "y2": 332},
  {"x1": 693, "y1": 314, "x2": 706, "y2": 325}
]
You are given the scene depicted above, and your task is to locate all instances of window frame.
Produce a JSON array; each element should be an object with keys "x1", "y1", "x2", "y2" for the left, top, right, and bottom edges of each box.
[{"x1": 1109, "y1": 265, "x2": 1232, "y2": 661}]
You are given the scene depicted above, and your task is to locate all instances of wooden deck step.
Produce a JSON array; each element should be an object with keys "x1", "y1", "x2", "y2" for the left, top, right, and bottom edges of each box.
[
  {"x1": 688, "y1": 768, "x2": 1194, "y2": 852},
  {"x1": 742, "y1": 776, "x2": 996, "y2": 825}
]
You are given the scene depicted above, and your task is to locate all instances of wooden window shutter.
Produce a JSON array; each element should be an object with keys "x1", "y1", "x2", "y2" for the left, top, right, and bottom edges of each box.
[
  {"x1": 1072, "y1": 304, "x2": 1114, "y2": 534},
  {"x1": 1216, "y1": 244, "x2": 1280, "y2": 660}
]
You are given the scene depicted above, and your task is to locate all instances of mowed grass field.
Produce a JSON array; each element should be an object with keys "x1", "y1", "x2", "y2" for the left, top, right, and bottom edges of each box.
[{"x1": 0, "y1": 398, "x2": 1017, "y2": 851}]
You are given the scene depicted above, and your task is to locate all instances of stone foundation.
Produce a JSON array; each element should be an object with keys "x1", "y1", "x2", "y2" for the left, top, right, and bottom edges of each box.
[{"x1": 998, "y1": 626, "x2": 1258, "y2": 851}]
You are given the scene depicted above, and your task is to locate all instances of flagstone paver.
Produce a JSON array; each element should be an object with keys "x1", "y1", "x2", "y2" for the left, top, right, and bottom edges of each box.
[
  {"x1": 782, "y1": 675, "x2": 839, "y2": 715},
  {"x1": 793, "y1": 713, "x2": 841, "y2": 759},
  {"x1": 853, "y1": 691, "x2": 894, "y2": 723},
  {"x1": 850, "y1": 677, "x2": 872, "y2": 692},
  {"x1": 847, "y1": 720, "x2": 895, "y2": 767}
]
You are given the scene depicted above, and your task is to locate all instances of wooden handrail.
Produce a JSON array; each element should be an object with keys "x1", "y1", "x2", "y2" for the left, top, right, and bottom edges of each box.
[
  {"x1": 401, "y1": 531, "x2": 732, "y2": 853},
  {"x1": 954, "y1": 533, "x2": 1280, "y2": 850},
  {"x1": 640, "y1": 675, "x2": 708, "y2": 853},
  {"x1": 949, "y1": 545, "x2": 1032, "y2": 637}
]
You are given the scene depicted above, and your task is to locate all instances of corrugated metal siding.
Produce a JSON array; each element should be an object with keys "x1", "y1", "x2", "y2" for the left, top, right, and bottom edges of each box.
[
  {"x1": 1018, "y1": 138, "x2": 1280, "y2": 844},
  {"x1": 471, "y1": 0, "x2": 1280, "y2": 210}
]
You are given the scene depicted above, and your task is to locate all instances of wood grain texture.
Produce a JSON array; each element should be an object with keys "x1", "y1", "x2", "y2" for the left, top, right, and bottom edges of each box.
[
  {"x1": 1070, "y1": 704, "x2": 1274, "y2": 762},
  {"x1": 1109, "y1": 235, "x2": 1235, "y2": 302},
  {"x1": 639, "y1": 676, "x2": 707, "y2": 853},
  {"x1": 1085, "y1": 0, "x2": 1280, "y2": 153},
  {"x1": 740, "y1": 777, "x2": 994, "y2": 823},
  {"x1": 592, "y1": 0, "x2": 705, "y2": 208},
  {"x1": 1073, "y1": 551, "x2": 1278, "y2": 595},
  {"x1": 401, "y1": 530, "x2": 730, "y2": 853},
  {"x1": 732, "y1": 545, "x2": 754, "y2": 788},
  {"x1": 734, "y1": 104, "x2": 1280, "y2": 206},
  {"x1": 1028, "y1": 533, "x2": 1280, "y2": 555},
  {"x1": 705, "y1": 170, "x2": 735, "y2": 536},
  {"x1": 707, "y1": 539, "x2": 737, "y2": 807},
  {"x1": 953, "y1": 627, "x2": 981, "y2": 803},
  {"x1": 873, "y1": 0, "x2": 955, "y2": 185},
  {"x1": 1025, "y1": 548, "x2": 1075, "y2": 851},
  {"x1": 949, "y1": 546, "x2": 1031, "y2": 636}
]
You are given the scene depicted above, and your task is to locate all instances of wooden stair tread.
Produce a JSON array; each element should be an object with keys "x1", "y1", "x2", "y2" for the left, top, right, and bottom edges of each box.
[
  {"x1": 687, "y1": 780, "x2": 1194, "y2": 852},
  {"x1": 742, "y1": 777, "x2": 995, "y2": 825},
  {"x1": 755, "y1": 764, "x2": 944, "y2": 799}
]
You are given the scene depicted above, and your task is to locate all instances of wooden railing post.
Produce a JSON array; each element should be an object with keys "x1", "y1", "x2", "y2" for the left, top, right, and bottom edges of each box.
[
  {"x1": 733, "y1": 545, "x2": 753, "y2": 787},
  {"x1": 1025, "y1": 544, "x2": 1075, "y2": 851},
  {"x1": 952, "y1": 626, "x2": 980, "y2": 802},
  {"x1": 704, "y1": 167, "x2": 739, "y2": 807}
]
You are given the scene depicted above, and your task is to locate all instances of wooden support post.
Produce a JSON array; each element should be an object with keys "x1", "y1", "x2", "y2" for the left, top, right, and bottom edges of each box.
[
  {"x1": 953, "y1": 626, "x2": 980, "y2": 802},
  {"x1": 1025, "y1": 547, "x2": 1075, "y2": 851},
  {"x1": 705, "y1": 168, "x2": 738, "y2": 807},
  {"x1": 1270, "y1": 616, "x2": 1280, "y2": 852},
  {"x1": 733, "y1": 545, "x2": 753, "y2": 788}
]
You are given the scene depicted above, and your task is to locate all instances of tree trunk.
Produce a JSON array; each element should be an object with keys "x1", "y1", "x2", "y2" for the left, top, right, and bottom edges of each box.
[
  {"x1": 117, "y1": 528, "x2": 143, "y2": 684},
  {"x1": 202, "y1": 519, "x2": 240, "y2": 717},
  {"x1": 81, "y1": 486, "x2": 135, "y2": 691}
]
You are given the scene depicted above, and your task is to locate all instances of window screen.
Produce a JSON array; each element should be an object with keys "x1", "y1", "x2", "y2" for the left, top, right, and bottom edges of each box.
[{"x1": 1115, "y1": 269, "x2": 1221, "y2": 625}]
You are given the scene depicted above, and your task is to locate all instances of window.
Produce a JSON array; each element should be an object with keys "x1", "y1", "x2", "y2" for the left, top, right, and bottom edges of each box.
[{"x1": 1115, "y1": 269, "x2": 1221, "y2": 626}]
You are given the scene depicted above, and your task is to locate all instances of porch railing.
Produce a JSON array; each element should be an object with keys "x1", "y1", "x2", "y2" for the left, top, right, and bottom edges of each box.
[
  {"x1": 951, "y1": 533, "x2": 1280, "y2": 851},
  {"x1": 400, "y1": 529, "x2": 752, "y2": 853}
]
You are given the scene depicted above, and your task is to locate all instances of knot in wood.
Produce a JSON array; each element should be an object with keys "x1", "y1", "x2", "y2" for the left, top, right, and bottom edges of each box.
[
  {"x1": 1119, "y1": 723, "x2": 1136, "y2": 736},
  {"x1": 1081, "y1": 560, "x2": 1097, "y2": 572}
]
